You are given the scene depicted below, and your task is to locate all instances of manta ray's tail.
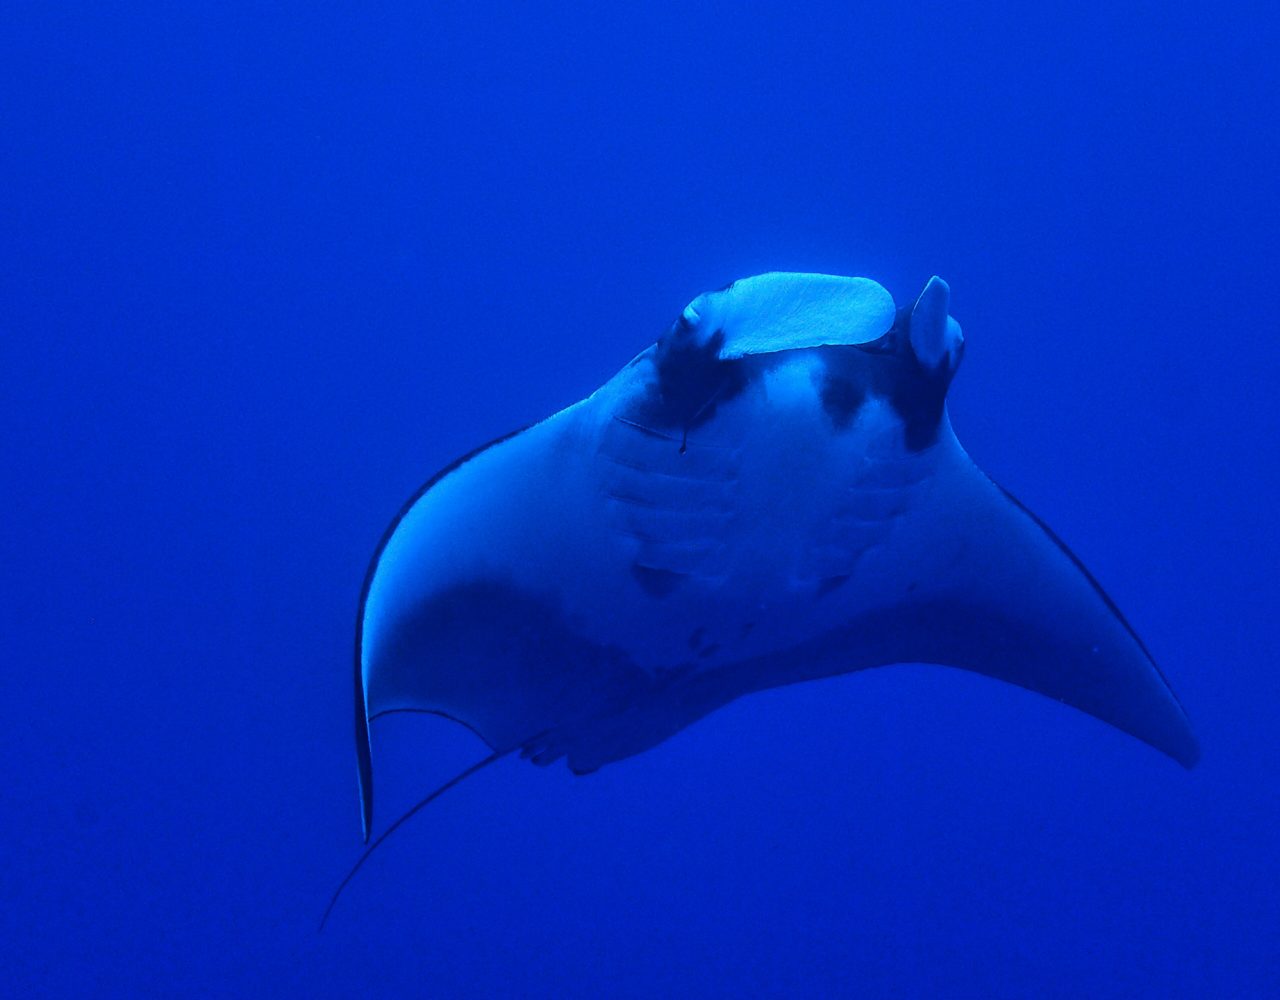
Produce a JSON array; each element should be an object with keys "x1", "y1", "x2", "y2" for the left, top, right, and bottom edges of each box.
[{"x1": 321, "y1": 747, "x2": 509, "y2": 931}]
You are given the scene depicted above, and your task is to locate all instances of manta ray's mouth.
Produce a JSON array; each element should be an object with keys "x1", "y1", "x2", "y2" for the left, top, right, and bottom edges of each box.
[{"x1": 853, "y1": 327, "x2": 900, "y2": 356}]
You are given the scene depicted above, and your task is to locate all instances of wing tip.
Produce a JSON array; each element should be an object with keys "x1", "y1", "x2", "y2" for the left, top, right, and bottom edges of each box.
[
  {"x1": 1136, "y1": 700, "x2": 1198, "y2": 769},
  {"x1": 355, "y1": 641, "x2": 374, "y2": 843},
  {"x1": 1169, "y1": 727, "x2": 1201, "y2": 770},
  {"x1": 356, "y1": 719, "x2": 373, "y2": 843}
]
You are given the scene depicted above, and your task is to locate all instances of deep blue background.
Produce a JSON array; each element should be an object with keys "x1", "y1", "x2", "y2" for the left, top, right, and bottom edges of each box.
[{"x1": 5, "y1": 2, "x2": 1278, "y2": 996}]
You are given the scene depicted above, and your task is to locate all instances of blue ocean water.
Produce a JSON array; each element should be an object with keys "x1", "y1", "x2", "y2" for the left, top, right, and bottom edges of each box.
[{"x1": 4, "y1": 2, "x2": 1278, "y2": 996}]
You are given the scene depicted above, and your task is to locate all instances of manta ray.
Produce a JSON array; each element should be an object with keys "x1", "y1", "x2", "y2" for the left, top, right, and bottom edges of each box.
[{"x1": 327, "y1": 272, "x2": 1196, "y2": 923}]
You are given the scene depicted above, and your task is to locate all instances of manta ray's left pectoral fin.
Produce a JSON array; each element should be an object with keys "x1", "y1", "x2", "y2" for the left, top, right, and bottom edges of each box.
[{"x1": 881, "y1": 450, "x2": 1199, "y2": 768}]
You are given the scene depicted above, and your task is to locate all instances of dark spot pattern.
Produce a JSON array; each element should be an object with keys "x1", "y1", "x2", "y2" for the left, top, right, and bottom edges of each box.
[
  {"x1": 820, "y1": 374, "x2": 867, "y2": 429},
  {"x1": 685, "y1": 625, "x2": 722, "y2": 659},
  {"x1": 631, "y1": 564, "x2": 685, "y2": 598},
  {"x1": 816, "y1": 574, "x2": 851, "y2": 598},
  {"x1": 643, "y1": 325, "x2": 749, "y2": 442},
  {"x1": 815, "y1": 305, "x2": 960, "y2": 451}
]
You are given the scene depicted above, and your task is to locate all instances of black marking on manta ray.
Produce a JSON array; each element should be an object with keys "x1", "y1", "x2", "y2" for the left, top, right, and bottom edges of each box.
[
  {"x1": 687, "y1": 625, "x2": 724, "y2": 658},
  {"x1": 816, "y1": 574, "x2": 851, "y2": 598},
  {"x1": 820, "y1": 373, "x2": 868, "y2": 429},
  {"x1": 817, "y1": 311, "x2": 955, "y2": 450},
  {"x1": 651, "y1": 332, "x2": 750, "y2": 434},
  {"x1": 354, "y1": 420, "x2": 537, "y2": 841},
  {"x1": 989, "y1": 476, "x2": 1188, "y2": 711},
  {"x1": 632, "y1": 564, "x2": 687, "y2": 597},
  {"x1": 891, "y1": 379, "x2": 948, "y2": 452}
]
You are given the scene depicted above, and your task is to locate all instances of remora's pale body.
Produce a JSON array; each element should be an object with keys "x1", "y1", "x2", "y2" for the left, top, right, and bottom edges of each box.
[{"x1": 354, "y1": 273, "x2": 1197, "y2": 839}]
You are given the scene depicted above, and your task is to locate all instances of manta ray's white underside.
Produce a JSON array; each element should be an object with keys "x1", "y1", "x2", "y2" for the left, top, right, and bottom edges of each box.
[{"x1": 352, "y1": 272, "x2": 1197, "y2": 841}]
